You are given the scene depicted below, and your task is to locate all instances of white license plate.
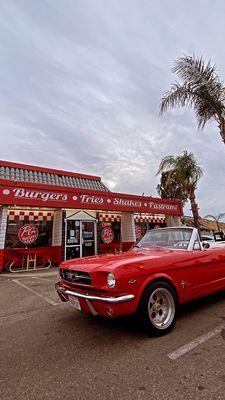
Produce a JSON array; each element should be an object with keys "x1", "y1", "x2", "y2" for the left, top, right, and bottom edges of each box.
[{"x1": 69, "y1": 295, "x2": 81, "y2": 311}]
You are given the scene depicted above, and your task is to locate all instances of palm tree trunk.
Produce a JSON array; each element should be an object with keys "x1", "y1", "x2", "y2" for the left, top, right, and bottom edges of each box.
[
  {"x1": 219, "y1": 116, "x2": 225, "y2": 143},
  {"x1": 189, "y1": 191, "x2": 201, "y2": 239}
]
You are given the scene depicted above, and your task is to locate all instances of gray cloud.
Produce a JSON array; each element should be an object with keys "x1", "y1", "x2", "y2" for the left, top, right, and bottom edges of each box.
[{"x1": 0, "y1": 0, "x2": 225, "y2": 216}]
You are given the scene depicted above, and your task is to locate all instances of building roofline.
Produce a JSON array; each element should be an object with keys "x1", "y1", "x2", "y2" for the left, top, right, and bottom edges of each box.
[{"x1": 0, "y1": 160, "x2": 101, "y2": 181}]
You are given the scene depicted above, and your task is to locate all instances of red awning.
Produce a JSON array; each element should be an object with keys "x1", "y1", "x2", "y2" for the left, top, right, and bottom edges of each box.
[
  {"x1": 134, "y1": 214, "x2": 165, "y2": 224},
  {"x1": 8, "y1": 210, "x2": 54, "y2": 221},
  {"x1": 98, "y1": 213, "x2": 121, "y2": 222}
]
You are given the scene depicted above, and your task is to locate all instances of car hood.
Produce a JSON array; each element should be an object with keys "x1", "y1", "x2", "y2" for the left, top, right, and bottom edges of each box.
[{"x1": 60, "y1": 248, "x2": 176, "y2": 273}]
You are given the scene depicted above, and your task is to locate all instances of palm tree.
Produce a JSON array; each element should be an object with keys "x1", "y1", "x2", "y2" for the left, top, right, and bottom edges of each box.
[
  {"x1": 160, "y1": 55, "x2": 225, "y2": 143},
  {"x1": 204, "y1": 213, "x2": 225, "y2": 231},
  {"x1": 157, "y1": 170, "x2": 188, "y2": 205},
  {"x1": 157, "y1": 151, "x2": 203, "y2": 236}
]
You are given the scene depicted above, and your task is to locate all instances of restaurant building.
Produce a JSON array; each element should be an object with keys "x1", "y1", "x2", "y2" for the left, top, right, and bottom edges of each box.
[{"x1": 0, "y1": 160, "x2": 183, "y2": 271}]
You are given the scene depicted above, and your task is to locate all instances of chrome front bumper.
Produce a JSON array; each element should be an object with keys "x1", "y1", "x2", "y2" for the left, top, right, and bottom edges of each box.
[
  {"x1": 65, "y1": 290, "x2": 134, "y2": 303},
  {"x1": 55, "y1": 282, "x2": 135, "y2": 304}
]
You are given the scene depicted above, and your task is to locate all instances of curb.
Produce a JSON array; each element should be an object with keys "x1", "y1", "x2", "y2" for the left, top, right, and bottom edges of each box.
[{"x1": 0, "y1": 269, "x2": 59, "y2": 279}]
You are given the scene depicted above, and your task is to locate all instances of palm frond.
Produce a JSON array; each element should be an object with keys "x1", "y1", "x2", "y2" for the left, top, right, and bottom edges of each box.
[
  {"x1": 156, "y1": 155, "x2": 176, "y2": 175},
  {"x1": 193, "y1": 97, "x2": 218, "y2": 129},
  {"x1": 204, "y1": 214, "x2": 217, "y2": 221},
  {"x1": 218, "y1": 213, "x2": 225, "y2": 220},
  {"x1": 160, "y1": 54, "x2": 225, "y2": 139},
  {"x1": 172, "y1": 56, "x2": 219, "y2": 89},
  {"x1": 192, "y1": 85, "x2": 225, "y2": 128},
  {"x1": 160, "y1": 82, "x2": 194, "y2": 114},
  {"x1": 156, "y1": 151, "x2": 203, "y2": 194}
]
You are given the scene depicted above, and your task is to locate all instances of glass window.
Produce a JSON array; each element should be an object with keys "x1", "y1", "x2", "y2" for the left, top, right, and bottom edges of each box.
[
  {"x1": 194, "y1": 238, "x2": 201, "y2": 250},
  {"x1": 135, "y1": 228, "x2": 193, "y2": 250},
  {"x1": 5, "y1": 219, "x2": 53, "y2": 249},
  {"x1": 66, "y1": 220, "x2": 80, "y2": 246},
  {"x1": 135, "y1": 223, "x2": 147, "y2": 240},
  {"x1": 99, "y1": 221, "x2": 121, "y2": 244}
]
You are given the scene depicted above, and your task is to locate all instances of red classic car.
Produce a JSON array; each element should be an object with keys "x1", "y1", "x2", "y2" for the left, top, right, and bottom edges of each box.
[{"x1": 55, "y1": 227, "x2": 225, "y2": 336}]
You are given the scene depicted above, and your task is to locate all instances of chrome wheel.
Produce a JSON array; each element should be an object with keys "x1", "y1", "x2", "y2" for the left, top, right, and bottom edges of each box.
[{"x1": 148, "y1": 288, "x2": 175, "y2": 330}]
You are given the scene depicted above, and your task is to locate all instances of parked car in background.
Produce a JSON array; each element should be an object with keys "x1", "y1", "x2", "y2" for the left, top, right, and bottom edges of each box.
[
  {"x1": 201, "y1": 233, "x2": 225, "y2": 248},
  {"x1": 201, "y1": 235, "x2": 214, "y2": 241},
  {"x1": 55, "y1": 227, "x2": 225, "y2": 336}
]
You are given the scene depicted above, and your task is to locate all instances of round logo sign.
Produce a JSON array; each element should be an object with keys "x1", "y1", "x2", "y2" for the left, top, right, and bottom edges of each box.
[
  {"x1": 135, "y1": 225, "x2": 142, "y2": 239},
  {"x1": 101, "y1": 227, "x2": 114, "y2": 244},
  {"x1": 18, "y1": 224, "x2": 39, "y2": 245},
  {"x1": 154, "y1": 224, "x2": 161, "y2": 229}
]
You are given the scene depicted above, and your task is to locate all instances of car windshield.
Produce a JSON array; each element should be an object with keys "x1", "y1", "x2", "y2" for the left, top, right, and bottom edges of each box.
[{"x1": 134, "y1": 228, "x2": 193, "y2": 250}]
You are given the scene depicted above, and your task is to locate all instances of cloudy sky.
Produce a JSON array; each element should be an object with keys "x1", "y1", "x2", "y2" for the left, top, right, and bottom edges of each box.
[{"x1": 0, "y1": 0, "x2": 225, "y2": 216}]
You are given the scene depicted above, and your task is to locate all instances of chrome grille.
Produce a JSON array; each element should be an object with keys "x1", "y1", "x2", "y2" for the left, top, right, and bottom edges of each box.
[{"x1": 60, "y1": 269, "x2": 92, "y2": 285}]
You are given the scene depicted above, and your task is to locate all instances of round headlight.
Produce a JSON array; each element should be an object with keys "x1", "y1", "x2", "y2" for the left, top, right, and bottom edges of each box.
[{"x1": 107, "y1": 273, "x2": 116, "y2": 289}]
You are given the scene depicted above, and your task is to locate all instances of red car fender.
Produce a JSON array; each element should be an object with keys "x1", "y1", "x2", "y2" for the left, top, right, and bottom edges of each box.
[{"x1": 135, "y1": 272, "x2": 180, "y2": 308}]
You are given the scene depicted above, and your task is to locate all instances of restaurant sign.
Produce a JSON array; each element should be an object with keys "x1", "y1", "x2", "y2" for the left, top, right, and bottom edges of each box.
[
  {"x1": 18, "y1": 224, "x2": 39, "y2": 244},
  {"x1": 101, "y1": 227, "x2": 114, "y2": 244},
  {"x1": 0, "y1": 185, "x2": 183, "y2": 215}
]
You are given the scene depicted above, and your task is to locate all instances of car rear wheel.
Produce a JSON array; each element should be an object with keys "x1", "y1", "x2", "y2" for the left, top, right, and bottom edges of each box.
[{"x1": 139, "y1": 281, "x2": 178, "y2": 336}]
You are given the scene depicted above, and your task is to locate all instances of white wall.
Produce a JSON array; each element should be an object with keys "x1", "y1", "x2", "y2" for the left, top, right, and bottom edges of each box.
[
  {"x1": 0, "y1": 206, "x2": 8, "y2": 249},
  {"x1": 52, "y1": 209, "x2": 63, "y2": 247},
  {"x1": 121, "y1": 212, "x2": 136, "y2": 242}
]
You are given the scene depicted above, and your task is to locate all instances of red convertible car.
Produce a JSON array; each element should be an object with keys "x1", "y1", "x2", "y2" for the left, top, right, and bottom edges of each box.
[{"x1": 55, "y1": 227, "x2": 225, "y2": 336}]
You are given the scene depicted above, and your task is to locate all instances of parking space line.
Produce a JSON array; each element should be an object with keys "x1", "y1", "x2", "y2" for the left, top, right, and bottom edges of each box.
[
  {"x1": 168, "y1": 324, "x2": 225, "y2": 360},
  {"x1": 12, "y1": 279, "x2": 59, "y2": 306}
]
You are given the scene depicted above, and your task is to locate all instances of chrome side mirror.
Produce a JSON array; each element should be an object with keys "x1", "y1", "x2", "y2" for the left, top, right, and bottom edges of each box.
[{"x1": 202, "y1": 241, "x2": 210, "y2": 249}]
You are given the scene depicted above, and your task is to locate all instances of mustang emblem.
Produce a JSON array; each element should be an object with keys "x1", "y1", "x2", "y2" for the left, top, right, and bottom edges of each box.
[
  {"x1": 180, "y1": 280, "x2": 190, "y2": 289},
  {"x1": 67, "y1": 272, "x2": 79, "y2": 280}
]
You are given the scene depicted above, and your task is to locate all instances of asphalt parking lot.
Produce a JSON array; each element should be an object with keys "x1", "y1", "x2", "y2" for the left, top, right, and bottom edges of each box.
[{"x1": 1, "y1": 270, "x2": 225, "y2": 400}]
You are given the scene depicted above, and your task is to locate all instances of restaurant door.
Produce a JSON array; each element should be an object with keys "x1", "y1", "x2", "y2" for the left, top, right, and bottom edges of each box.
[{"x1": 65, "y1": 219, "x2": 97, "y2": 260}]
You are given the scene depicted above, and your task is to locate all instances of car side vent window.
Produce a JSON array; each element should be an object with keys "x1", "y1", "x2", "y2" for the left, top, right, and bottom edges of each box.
[{"x1": 194, "y1": 239, "x2": 201, "y2": 250}]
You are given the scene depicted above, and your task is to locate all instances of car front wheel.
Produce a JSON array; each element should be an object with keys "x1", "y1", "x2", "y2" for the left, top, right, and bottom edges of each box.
[{"x1": 139, "y1": 281, "x2": 178, "y2": 336}]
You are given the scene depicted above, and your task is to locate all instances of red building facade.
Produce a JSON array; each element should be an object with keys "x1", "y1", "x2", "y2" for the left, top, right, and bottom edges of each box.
[{"x1": 0, "y1": 160, "x2": 183, "y2": 271}]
